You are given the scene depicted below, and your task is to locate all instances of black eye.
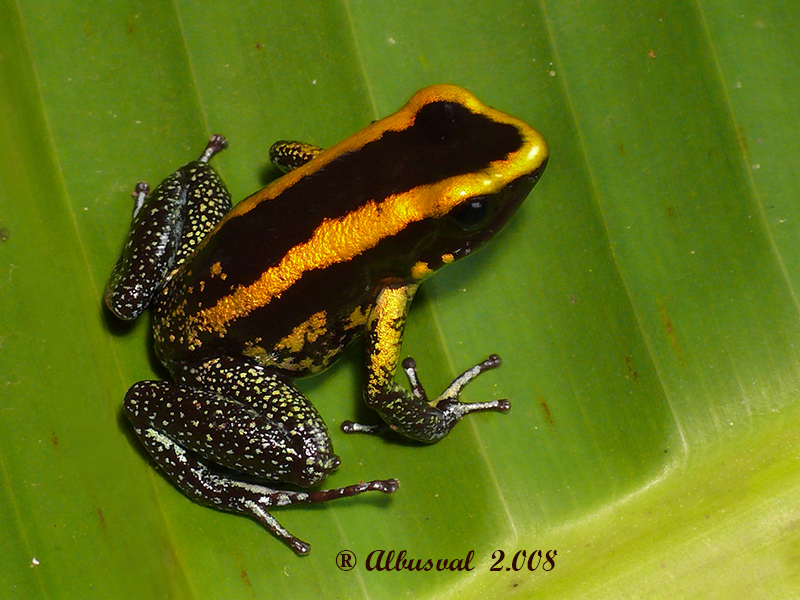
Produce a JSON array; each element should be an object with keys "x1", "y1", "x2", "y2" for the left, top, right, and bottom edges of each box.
[{"x1": 451, "y1": 196, "x2": 490, "y2": 231}]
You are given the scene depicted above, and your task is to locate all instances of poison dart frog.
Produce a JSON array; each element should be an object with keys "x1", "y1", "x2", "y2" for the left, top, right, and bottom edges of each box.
[{"x1": 106, "y1": 85, "x2": 548, "y2": 554}]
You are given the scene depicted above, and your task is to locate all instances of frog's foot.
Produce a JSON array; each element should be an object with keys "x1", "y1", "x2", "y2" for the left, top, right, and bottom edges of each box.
[
  {"x1": 340, "y1": 421, "x2": 387, "y2": 436},
  {"x1": 199, "y1": 133, "x2": 228, "y2": 163},
  {"x1": 132, "y1": 425, "x2": 397, "y2": 555},
  {"x1": 130, "y1": 181, "x2": 150, "y2": 218},
  {"x1": 347, "y1": 354, "x2": 510, "y2": 443},
  {"x1": 406, "y1": 354, "x2": 509, "y2": 412}
]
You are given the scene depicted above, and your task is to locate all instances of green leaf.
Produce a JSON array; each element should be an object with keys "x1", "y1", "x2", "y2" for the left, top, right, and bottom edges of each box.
[{"x1": 2, "y1": 0, "x2": 799, "y2": 598}]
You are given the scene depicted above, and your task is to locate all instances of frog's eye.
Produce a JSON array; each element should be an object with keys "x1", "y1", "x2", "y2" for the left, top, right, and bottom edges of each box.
[{"x1": 450, "y1": 196, "x2": 490, "y2": 231}]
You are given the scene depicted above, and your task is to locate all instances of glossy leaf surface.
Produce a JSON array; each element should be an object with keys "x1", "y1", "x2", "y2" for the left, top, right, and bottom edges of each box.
[{"x1": 1, "y1": 1, "x2": 799, "y2": 598}]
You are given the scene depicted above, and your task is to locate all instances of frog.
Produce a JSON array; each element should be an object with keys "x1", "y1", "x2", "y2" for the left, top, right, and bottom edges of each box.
[{"x1": 106, "y1": 85, "x2": 548, "y2": 554}]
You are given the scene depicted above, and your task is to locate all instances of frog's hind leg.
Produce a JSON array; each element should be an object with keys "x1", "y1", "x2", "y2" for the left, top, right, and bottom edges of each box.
[
  {"x1": 124, "y1": 359, "x2": 397, "y2": 554},
  {"x1": 126, "y1": 411, "x2": 395, "y2": 554},
  {"x1": 105, "y1": 135, "x2": 230, "y2": 321}
]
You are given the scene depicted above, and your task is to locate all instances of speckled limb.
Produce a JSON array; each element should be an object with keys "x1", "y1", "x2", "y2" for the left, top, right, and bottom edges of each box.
[
  {"x1": 129, "y1": 422, "x2": 396, "y2": 555},
  {"x1": 269, "y1": 140, "x2": 324, "y2": 173},
  {"x1": 124, "y1": 356, "x2": 398, "y2": 554},
  {"x1": 341, "y1": 285, "x2": 510, "y2": 443},
  {"x1": 105, "y1": 135, "x2": 231, "y2": 320}
]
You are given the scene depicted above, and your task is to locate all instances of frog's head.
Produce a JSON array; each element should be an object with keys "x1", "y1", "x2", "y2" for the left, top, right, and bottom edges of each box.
[
  {"x1": 414, "y1": 155, "x2": 548, "y2": 272},
  {"x1": 361, "y1": 85, "x2": 549, "y2": 280}
]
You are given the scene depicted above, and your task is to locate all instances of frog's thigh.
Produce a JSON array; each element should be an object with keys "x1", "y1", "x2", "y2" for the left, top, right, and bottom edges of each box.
[
  {"x1": 125, "y1": 367, "x2": 337, "y2": 489},
  {"x1": 124, "y1": 368, "x2": 397, "y2": 555},
  {"x1": 125, "y1": 415, "x2": 316, "y2": 553},
  {"x1": 175, "y1": 357, "x2": 338, "y2": 481}
]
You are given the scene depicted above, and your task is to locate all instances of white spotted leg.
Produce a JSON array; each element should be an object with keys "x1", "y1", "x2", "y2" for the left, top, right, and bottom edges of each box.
[{"x1": 124, "y1": 377, "x2": 398, "y2": 555}]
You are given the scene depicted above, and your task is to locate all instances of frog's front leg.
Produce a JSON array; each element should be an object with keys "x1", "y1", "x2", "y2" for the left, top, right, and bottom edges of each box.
[
  {"x1": 124, "y1": 357, "x2": 397, "y2": 554},
  {"x1": 342, "y1": 284, "x2": 510, "y2": 443},
  {"x1": 269, "y1": 140, "x2": 323, "y2": 173}
]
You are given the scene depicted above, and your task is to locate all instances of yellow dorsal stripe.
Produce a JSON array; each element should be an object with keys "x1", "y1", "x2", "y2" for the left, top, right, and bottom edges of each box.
[
  {"x1": 186, "y1": 85, "x2": 549, "y2": 337},
  {"x1": 190, "y1": 191, "x2": 415, "y2": 335},
  {"x1": 187, "y1": 139, "x2": 541, "y2": 337}
]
